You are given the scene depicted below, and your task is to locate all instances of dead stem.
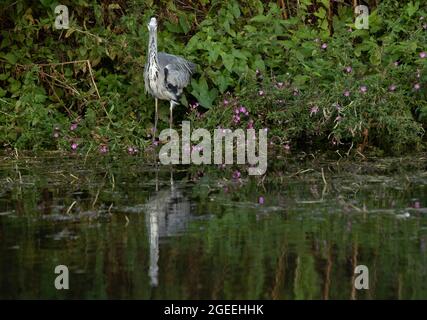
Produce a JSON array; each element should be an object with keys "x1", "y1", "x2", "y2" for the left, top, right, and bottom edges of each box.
[{"x1": 86, "y1": 60, "x2": 101, "y2": 99}]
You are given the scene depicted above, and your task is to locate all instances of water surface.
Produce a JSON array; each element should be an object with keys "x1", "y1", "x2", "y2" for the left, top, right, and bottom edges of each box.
[{"x1": 0, "y1": 153, "x2": 427, "y2": 299}]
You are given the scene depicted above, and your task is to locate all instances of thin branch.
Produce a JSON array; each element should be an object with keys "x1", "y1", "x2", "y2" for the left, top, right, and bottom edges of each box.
[
  {"x1": 39, "y1": 70, "x2": 81, "y2": 96},
  {"x1": 86, "y1": 60, "x2": 101, "y2": 99}
]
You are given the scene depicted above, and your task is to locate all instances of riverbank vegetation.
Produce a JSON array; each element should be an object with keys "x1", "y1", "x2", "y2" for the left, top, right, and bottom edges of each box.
[{"x1": 0, "y1": 0, "x2": 426, "y2": 155}]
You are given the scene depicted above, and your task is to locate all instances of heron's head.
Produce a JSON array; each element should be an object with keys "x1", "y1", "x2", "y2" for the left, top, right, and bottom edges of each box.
[{"x1": 148, "y1": 17, "x2": 157, "y2": 32}]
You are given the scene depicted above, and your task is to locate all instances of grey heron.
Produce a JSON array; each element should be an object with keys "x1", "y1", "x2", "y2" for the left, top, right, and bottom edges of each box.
[{"x1": 144, "y1": 17, "x2": 196, "y2": 142}]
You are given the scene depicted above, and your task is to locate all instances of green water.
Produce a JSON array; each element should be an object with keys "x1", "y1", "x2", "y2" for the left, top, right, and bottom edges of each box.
[{"x1": 0, "y1": 154, "x2": 427, "y2": 299}]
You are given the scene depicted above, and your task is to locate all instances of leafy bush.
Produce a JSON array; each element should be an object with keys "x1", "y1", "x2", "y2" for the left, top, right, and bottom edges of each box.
[{"x1": 0, "y1": 0, "x2": 426, "y2": 154}]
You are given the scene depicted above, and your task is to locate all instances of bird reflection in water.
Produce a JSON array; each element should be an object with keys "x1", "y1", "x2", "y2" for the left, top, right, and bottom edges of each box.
[{"x1": 145, "y1": 169, "x2": 191, "y2": 287}]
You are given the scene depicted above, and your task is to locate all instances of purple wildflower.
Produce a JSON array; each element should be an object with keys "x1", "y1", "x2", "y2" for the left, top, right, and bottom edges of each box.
[
  {"x1": 420, "y1": 52, "x2": 427, "y2": 59},
  {"x1": 310, "y1": 106, "x2": 319, "y2": 116},
  {"x1": 232, "y1": 170, "x2": 241, "y2": 180},
  {"x1": 70, "y1": 123, "x2": 78, "y2": 131},
  {"x1": 258, "y1": 90, "x2": 265, "y2": 96},
  {"x1": 321, "y1": 43, "x2": 328, "y2": 49},
  {"x1": 99, "y1": 144, "x2": 108, "y2": 154},
  {"x1": 344, "y1": 66, "x2": 352, "y2": 73},
  {"x1": 127, "y1": 146, "x2": 135, "y2": 155},
  {"x1": 389, "y1": 84, "x2": 397, "y2": 92},
  {"x1": 343, "y1": 90, "x2": 350, "y2": 97},
  {"x1": 359, "y1": 85, "x2": 368, "y2": 93},
  {"x1": 71, "y1": 143, "x2": 78, "y2": 150},
  {"x1": 258, "y1": 196, "x2": 265, "y2": 205},
  {"x1": 414, "y1": 83, "x2": 421, "y2": 90}
]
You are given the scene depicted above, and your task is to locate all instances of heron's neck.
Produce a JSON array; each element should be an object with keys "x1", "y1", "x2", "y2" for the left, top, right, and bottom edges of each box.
[{"x1": 148, "y1": 29, "x2": 158, "y2": 67}]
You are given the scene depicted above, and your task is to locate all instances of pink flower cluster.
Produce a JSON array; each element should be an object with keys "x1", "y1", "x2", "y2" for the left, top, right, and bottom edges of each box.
[{"x1": 232, "y1": 106, "x2": 249, "y2": 124}]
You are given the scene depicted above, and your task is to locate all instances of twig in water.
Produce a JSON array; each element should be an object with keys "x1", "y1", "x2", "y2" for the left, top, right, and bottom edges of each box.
[
  {"x1": 66, "y1": 201, "x2": 77, "y2": 215},
  {"x1": 92, "y1": 172, "x2": 108, "y2": 208},
  {"x1": 111, "y1": 173, "x2": 115, "y2": 191},
  {"x1": 321, "y1": 168, "x2": 327, "y2": 186},
  {"x1": 70, "y1": 173, "x2": 79, "y2": 180},
  {"x1": 125, "y1": 215, "x2": 129, "y2": 227},
  {"x1": 92, "y1": 189, "x2": 100, "y2": 208}
]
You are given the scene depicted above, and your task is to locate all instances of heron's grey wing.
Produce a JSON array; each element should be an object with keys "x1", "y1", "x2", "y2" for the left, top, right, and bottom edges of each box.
[
  {"x1": 164, "y1": 64, "x2": 192, "y2": 95},
  {"x1": 156, "y1": 52, "x2": 196, "y2": 100},
  {"x1": 158, "y1": 52, "x2": 196, "y2": 75}
]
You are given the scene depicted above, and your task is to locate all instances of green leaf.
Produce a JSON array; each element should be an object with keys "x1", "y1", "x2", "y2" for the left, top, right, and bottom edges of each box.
[
  {"x1": 253, "y1": 56, "x2": 265, "y2": 71},
  {"x1": 406, "y1": 1, "x2": 419, "y2": 17},
  {"x1": 0, "y1": 73, "x2": 9, "y2": 81},
  {"x1": 231, "y1": 2, "x2": 241, "y2": 18},
  {"x1": 9, "y1": 80, "x2": 21, "y2": 93},
  {"x1": 369, "y1": 47, "x2": 382, "y2": 66},
  {"x1": 179, "y1": 14, "x2": 191, "y2": 34},
  {"x1": 39, "y1": 0, "x2": 55, "y2": 8},
  {"x1": 213, "y1": 72, "x2": 232, "y2": 93},
  {"x1": 231, "y1": 49, "x2": 247, "y2": 60},
  {"x1": 191, "y1": 77, "x2": 218, "y2": 108},
  {"x1": 2, "y1": 53, "x2": 17, "y2": 65},
  {"x1": 293, "y1": 75, "x2": 310, "y2": 86},
  {"x1": 164, "y1": 21, "x2": 182, "y2": 34},
  {"x1": 250, "y1": 15, "x2": 269, "y2": 23},
  {"x1": 314, "y1": 8, "x2": 326, "y2": 19},
  {"x1": 221, "y1": 53, "x2": 234, "y2": 72},
  {"x1": 319, "y1": 0, "x2": 330, "y2": 8},
  {"x1": 34, "y1": 94, "x2": 47, "y2": 104}
]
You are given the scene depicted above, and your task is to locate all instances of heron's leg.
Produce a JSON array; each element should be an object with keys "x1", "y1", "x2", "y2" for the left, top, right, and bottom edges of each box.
[
  {"x1": 155, "y1": 164, "x2": 159, "y2": 192},
  {"x1": 169, "y1": 100, "x2": 173, "y2": 130},
  {"x1": 153, "y1": 98, "x2": 158, "y2": 143}
]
